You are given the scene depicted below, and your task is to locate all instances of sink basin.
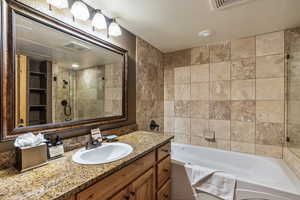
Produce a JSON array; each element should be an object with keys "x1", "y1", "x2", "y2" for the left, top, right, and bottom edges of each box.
[{"x1": 72, "y1": 143, "x2": 133, "y2": 165}]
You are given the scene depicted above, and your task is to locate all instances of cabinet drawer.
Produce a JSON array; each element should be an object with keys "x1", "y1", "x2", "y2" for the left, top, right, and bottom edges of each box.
[
  {"x1": 157, "y1": 142, "x2": 170, "y2": 161},
  {"x1": 77, "y1": 151, "x2": 155, "y2": 200},
  {"x1": 157, "y1": 180, "x2": 171, "y2": 200},
  {"x1": 157, "y1": 156, "x2": 171, "y2": 189}
]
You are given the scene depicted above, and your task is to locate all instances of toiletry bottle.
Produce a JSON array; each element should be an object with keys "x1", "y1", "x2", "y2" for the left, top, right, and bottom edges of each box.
[
  {"x1": 45, "y1": 135, "x2": 51, "y2": 159},
  {"x1": 55, "y1": 136, "x2": 63, "y2": 145},
  {"x1": 47, "y1": 136, "x2": 64, "y2": 159}
]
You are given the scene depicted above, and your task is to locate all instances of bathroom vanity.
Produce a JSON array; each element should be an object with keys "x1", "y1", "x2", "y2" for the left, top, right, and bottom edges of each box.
[
  {"x1": 0, "y1": 131, "x2": 173, "y2": 200},
  {"x1": 76, "y1": 141, "x2": 171, "y2": 200}
]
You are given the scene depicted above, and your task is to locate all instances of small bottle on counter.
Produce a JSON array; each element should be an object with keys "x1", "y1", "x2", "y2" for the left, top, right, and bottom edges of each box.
[{"x1": 46, "y1": 136, "x2": 65, "y2": 160}]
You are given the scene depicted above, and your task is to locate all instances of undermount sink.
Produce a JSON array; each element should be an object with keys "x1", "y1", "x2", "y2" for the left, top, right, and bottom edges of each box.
[{"x1": 72, "y1": 142, "x2": 133, "y2": 165}]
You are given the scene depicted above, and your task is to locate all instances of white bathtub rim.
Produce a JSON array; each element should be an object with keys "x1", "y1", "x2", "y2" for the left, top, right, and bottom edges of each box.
[
  {"x1": 171, "y1": 142, "x2": 300, "y2": 197},
  {"x1": 172, "y1": 142, "x2": 281, "y2": 161}
]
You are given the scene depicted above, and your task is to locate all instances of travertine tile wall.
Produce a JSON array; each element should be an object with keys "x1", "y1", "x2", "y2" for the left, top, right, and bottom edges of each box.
[
  {"x1": 136, "y1": 37, "x2": 164, "y2": 132},
  {"x1": 164, "y1": 31, "x2": 285, "y2": 158}
]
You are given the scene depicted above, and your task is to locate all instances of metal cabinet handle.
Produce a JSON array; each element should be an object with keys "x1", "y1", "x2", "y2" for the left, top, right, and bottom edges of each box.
[
  {"x1": 161, "y1": 149, "x2": 169, "y2": 153},
  {"x1": 130, "y1": 191, "x2": 135, "y2": 196},
  {"x1": 87, "y1": 193, "x2": 94, "y2": 200}
]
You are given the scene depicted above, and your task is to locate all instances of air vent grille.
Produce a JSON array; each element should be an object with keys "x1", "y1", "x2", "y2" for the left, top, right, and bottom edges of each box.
[
  {"x1": 210, "y1": 0, "x2": 252, "y2": 10},
  {"x1": 63, "y1": 42, "x2": 90, "y2": 52},
  {"x1": 215, "y1": 0, "x2": 229, "y2": 8}
]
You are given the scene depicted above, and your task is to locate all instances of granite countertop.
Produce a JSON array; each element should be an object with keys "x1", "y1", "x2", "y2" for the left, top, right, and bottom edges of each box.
[{"x1": 0, "y1": 131, "x2": 173, "y2": 200}]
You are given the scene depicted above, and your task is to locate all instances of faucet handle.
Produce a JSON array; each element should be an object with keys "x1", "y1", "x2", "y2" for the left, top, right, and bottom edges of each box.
[{"x1": 91, "y1": 128, "x2": 102, "y2": 143}]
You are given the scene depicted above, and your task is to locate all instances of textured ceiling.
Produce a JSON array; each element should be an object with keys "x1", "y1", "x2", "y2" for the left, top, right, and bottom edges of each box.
[
  {"x1": 16, "y1": 14, "x2": 122, "y2": 69},
  {"x1": 87, "y1": 0, "x2": 300, "y2": 52}
]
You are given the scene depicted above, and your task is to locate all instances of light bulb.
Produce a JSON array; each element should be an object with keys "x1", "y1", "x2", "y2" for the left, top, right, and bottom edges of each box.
[
  {"x1": 109, "y1": 21, "x2": 122, "y2": 37},
  {"x1": 198, "y1": 29, "x2": 213, "y2": 37},
  {"x1": 71, "y1": 1, "x2": 90, "y2": 21},
  {"x1": 72, "y1": 64, "x2": 79, "y2": 68},
  {"x1": 47, "y1": 0, "x2": 68, "y2": 9},
  {"x1": 92, "y1": 12, "x2": 107, "y2": 30}
]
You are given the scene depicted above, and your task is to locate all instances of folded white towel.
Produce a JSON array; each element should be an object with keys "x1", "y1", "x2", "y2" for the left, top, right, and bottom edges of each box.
[{"x1": 185, "y1": 164, "x2": 236, "y2": 200}]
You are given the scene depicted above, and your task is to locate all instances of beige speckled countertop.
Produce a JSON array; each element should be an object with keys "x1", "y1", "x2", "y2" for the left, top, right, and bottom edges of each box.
[{"x1": 0, "y1": 131, "x2": 173, "y2": 200}]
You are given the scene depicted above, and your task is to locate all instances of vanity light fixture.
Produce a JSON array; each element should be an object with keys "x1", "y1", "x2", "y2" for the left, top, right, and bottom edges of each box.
[
  {"x1": 47, "y1": 0, "x2": 68, "y2": 9},
  {"x1": 71, "y1": 1, "x2": 90, "y2": 21},
  {"x1": 48, "y1": 0, "x2": 123, "y2": 37},
  {"x1": 108, "y1": 19, "x2": 122, "y2": 37},
  {"x1": 92, "y1": 10, "x2": 107, "y2": 30}
]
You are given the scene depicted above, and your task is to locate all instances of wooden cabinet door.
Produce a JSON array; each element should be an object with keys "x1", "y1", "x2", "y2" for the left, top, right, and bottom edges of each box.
[
  {"x1": 157, "y1": 180, "x2": 171, "y2": 200},
  {"x1": 110, "y1": 188, "x2": 130, "y2": 200},
  {"x1": 129, "y1": 168, "x2": 155, "y2": 200}
]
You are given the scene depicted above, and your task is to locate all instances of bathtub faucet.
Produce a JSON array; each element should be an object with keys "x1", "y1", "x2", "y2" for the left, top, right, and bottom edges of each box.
[{"x1": 204, "y1": 130, "x2": 215, "y2": 142}]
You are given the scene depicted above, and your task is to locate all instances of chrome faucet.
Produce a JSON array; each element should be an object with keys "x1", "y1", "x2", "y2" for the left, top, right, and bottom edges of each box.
[
  {"x1": 86, "y1": 128, "x2": 103, "y2": 150},
  {"x1": 86, "y1": 136, "x2": 102, "y2": 150}
]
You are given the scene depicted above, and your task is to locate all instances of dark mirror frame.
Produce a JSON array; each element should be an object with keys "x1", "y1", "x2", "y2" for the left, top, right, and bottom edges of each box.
[{"x1": 0, "y1": 0, "x2": 128, "y2": 140}]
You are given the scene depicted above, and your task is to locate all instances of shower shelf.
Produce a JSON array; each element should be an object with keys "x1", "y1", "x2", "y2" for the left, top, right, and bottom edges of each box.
[
  {"x1": 30, "y1": 71, "x2": 47, "y2": 76},
  {"x1": 27, "y1": 58, "x2": 52, "y2": 126},
  {"x1": 29, "y1": 88, "x2": 46, "y2": 91},
  {"x1": 29, "y1": 105, "x2": 46, "y2": 108}
]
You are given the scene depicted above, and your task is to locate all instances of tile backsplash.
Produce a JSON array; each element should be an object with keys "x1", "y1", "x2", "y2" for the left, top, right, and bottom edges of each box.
[{"x1": 164, "y1": 31, "x2": 285, "y2": 158}]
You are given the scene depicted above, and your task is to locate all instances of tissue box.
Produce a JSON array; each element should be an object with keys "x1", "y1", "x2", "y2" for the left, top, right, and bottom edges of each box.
[{"x1": 16, "y1": 143, "x2": 48, "y2": 172}]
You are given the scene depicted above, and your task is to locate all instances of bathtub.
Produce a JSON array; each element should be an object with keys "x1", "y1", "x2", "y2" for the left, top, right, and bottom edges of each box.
[{"x1": 171, "y1": 143, "x2": 300, "y2": 200}]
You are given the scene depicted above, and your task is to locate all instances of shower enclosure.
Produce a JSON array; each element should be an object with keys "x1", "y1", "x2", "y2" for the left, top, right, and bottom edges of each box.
[
  {"x1": 52, "y1": 64, "x2": 107, "y2": 123},
  {"x1": 287, "y1": 27, "x2": 300, "y2": 157}
]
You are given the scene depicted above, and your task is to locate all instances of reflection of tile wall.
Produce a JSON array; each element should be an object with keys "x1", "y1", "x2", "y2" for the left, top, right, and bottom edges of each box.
[
  {"x1": 104, "y1": 63, "x2": 123, "y2": 116},
  {"x1": 52, "y1": 63, "x2": 76, "y2": 122},
  {"x1": 76, "y1": 66, "x2": 106, "y2": 119},
  {"x1": 136, "y1": 37, "x2": 164, "y2": 132},
  {"x1": 284, "y1": 27, "x2": 300, "y2": 177},
  {"x1": 52, "y1": 64, "x2": 122, "y2": 121},
  {"x1": 164, "y1": 31, "x2": 285, "y2": 158}
]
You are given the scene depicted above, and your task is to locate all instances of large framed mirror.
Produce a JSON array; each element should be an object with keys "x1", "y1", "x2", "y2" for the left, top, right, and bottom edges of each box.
[{"x1": 1, "y1": 0, "x2": 128, "y2": 139}]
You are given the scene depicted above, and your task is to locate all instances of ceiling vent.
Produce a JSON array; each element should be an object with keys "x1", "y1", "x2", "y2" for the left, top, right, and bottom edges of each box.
[
  {"x1": 210, "y1": 0, "x2": 252, "y2": 10},
  {"x1": 63, "y1": 42, "x2": 90, "y2": 52}
]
